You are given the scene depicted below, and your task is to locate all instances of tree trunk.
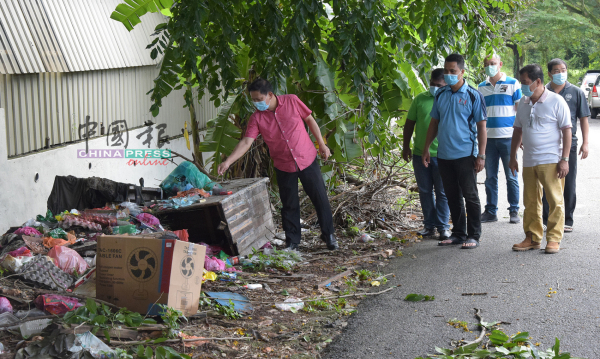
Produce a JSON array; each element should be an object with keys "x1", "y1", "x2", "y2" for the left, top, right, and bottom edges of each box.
[
  {"x1": 507, "y1": 43, "x2": 520, "y2": 78},
  {"x1": 187, "y1": 83, "x2": 204, "y2": 167}
]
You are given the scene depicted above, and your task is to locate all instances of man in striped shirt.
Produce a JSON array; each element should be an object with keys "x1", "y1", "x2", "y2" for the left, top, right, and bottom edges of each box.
[{"x1": 478, "y1": 54, "x2": 522, "y2": 224}]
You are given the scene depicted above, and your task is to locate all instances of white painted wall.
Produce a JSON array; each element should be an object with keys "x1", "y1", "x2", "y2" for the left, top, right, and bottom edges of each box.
[{"x1": 0, "y1": 109, "x2": 204, "y2": 233}]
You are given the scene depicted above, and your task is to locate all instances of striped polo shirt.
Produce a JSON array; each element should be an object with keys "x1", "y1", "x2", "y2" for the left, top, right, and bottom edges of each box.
[{"x1": 478, "y1": 73, "x2": 522, "y2": 138}]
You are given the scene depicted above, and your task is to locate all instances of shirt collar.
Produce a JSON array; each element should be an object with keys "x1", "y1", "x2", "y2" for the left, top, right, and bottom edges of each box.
[
  {"x1": 486, "y1": 72, "x2": 507, "y2": 84},
  {"x1": 523, "y1": 87, "x2": 548, "y2": 104},
  {"x1": 454, "y1": 80, "x2": 469, "y2": 93},
  {"x1": 546, "y1": 81, "x2": 572, "y2": 92}
]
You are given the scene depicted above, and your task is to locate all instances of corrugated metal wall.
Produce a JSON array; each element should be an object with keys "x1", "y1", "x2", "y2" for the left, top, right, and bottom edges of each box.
[
  {"x1": 0, "y1": 65, "x2": 218, "y2": 157},
  {"x1": 0, "y1": 0, "x2": 164, "y2": 74}
]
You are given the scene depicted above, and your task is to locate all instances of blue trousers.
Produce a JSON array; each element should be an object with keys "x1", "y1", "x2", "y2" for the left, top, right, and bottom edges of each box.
[
  {"x1": 484, "y1": 138, "x2": 520, "y2": 215},
  {"x1": 413, "y1": 155, "x2": 450, "y2": 231}
]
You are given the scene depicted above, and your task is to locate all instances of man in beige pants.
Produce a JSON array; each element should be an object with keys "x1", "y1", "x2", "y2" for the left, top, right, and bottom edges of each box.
[{"x1": 509, "y1": 64, "x2": 571, "y2": 254}]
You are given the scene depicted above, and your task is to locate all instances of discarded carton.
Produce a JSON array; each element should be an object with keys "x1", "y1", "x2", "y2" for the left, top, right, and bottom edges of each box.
[{"x1": 96, "y1": 235, "x2": 206, "y2": 316}]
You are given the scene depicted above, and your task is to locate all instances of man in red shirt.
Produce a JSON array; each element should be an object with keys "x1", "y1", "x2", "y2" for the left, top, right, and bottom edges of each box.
[{"x1": 217, "y1": 79, "x2": 338, "y2": 251}]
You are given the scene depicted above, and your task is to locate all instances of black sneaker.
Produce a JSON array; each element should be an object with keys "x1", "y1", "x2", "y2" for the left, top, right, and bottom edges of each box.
[
  {"x1": 438, "y1": 229, "x2": 452, "y2": 239},
  {"x1": 509, "y1": 211, "x2": 520, "y2": 224},
  {"x1": 321, "y1": 233, "x2": 339, "y2": 250},
  {"x1": 417, "y1": 227, "x2": 436, "y2": 238},
  {"x1": 480, "y1": 211, "x2": 498, "y2": 223}
]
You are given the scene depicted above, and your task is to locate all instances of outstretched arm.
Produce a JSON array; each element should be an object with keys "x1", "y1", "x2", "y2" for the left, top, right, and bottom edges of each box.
[{"x1": 217, "y1": 137, "x2": 255, "y2": 175}]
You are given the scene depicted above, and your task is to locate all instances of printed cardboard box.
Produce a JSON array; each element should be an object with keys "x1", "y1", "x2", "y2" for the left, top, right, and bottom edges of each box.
[{"x1": 96, "y1": 235, "x2": 206, "y2": 315}]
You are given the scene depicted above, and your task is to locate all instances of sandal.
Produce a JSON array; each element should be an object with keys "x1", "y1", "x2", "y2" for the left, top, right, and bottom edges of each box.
[
  {"x1": 461, "y1": 238, "x2": 480, "y2": 249},
  {"x1": 438, "y1": 237, "x2": 465, "y2": 246},
  {"x1": 564, "y1": 226, "x2": 573, "y2": 233}
]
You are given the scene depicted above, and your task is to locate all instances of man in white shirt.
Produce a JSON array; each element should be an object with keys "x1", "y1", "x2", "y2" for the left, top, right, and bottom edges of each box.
[{"x1": 509, "y1": 64, "x2": 571, "y2": 254}]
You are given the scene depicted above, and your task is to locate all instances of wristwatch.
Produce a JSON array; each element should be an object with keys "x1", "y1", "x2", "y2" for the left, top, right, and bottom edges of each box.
[
  {"x1": 477, "y1": 154, "x2": 486, "y2": 160},
  {"x1": 560, "y1": 157, "x2": 569, "y2": 162}
]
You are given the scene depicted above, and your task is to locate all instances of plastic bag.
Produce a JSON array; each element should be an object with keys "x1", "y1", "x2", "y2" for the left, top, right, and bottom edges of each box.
[
  {"x1": 0, "y1": 255, "x2": 34, "y2": 272},
  {"x1": 14, "y1": 227, "x2": 42, "y2": 237},
  {"x1": 7, "y1": 247, "x2": 32, "y2": 258},
  {"x1": 204, "y1": 256, "x2": 226, "y2": 272},
  {"x1": 0, "y1": 297, "x2": 12, "y2": 314},
  {"x1": 275, "y1": 297, "x2": 304, "y2": 312},
  {"x1": 34, "y1": 295, "x2": 82, "y2": 315},
  {"x1": 49, "y1": 228, "x2": 68, "y2": 240},
  {"x1": 173, "y1": 229, "x2": 189, "y2": 242},
  {"x1": 71, "y1": 331, "x2": 114, "y2": 359},
  {"x1": 48, "y1": 246, "x2": 89, "y2": 275},
  {"x1": 43, "y1": 236, "x2": 76, "y2": 248},
  {"x1": 159, "y1": 161, "x2": 214, "y2": 196},
  {"x1": 136, "y1": 213, "x2": 160, "y2": 227},
  {"x1": 111, "y1": 225, "x2": 136, "y2": 235},
  {"x1": 37, "y1": 210, "x2": 58, "y2": 224},
  {"x1": 119, "y1": 202, "x2": 142, "y2": 216}
]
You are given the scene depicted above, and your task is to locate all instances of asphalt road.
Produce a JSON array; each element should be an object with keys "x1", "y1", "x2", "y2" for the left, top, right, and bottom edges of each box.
[{"x1": 324, "y1": 119, "x2": 600, "y2": 359}]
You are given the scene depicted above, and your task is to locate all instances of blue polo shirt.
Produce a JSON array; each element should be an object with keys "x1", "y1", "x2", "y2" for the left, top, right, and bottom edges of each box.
[{"x1": 430, "y1": 81, "x2": 487, "y2": 160}]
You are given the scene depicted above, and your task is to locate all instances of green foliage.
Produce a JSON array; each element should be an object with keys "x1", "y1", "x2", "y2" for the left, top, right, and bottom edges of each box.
[
  {"x1": 404, "y1": 293, "x2": 435, "y2": 302},
  {"x1": 158, "y1": 304, "x2": 187, "y2": 338},
  {"x1": 215, "y1": 299, "x2": 243, "y2": 320},
  {"x1": 111, "y1": 0, "x2": 526, "y2": 175},
  {"x1": 133, "y1": 345, "x2": 191, "y2": 359},
  {"x1": 63, "y1": 299, "x2": 156, "y2": 338},
  {"x1": 346, "y1": 226, "x2": 360, "y2": 237},
  {"x1": 247, "y1": 248, "x2": 303, "y2": 272},
  {"x1": 416, "y1": 329, "x2": 584, "y2": 358},
  {"x1": 355, "y1": 269, "x2": 374, "y2": 281}
]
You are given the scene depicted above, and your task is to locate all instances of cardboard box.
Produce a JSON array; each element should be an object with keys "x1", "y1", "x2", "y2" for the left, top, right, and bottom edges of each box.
[{"x1": 96, "y1": 235, "x2": 206, "y2": 316}]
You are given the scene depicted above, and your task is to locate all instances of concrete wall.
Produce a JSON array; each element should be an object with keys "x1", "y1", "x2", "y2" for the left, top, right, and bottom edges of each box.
[{"x1": 0, "y1": 109, "x2": 202, "y2": 233}]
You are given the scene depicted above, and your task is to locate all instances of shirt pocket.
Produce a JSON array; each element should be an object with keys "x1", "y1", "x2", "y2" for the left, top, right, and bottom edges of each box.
[{"x1": 532, "y1": 116, "x2": 555, "y2": 132}]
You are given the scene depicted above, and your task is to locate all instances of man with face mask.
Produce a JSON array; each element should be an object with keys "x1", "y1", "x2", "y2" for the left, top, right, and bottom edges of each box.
[
  {"x1": 478, "y1": 54, "x2": 522, "y2": 224},
  {"x1": 217, "y1": 78, "x2": 338, "y2": 251},
  {"x1": 423, "y1": 54, "x2": 488, "y2": 249},
  {"x1": 402, "y1": 68, "x2": 451, "y2": 240},
  {"x1": 510, "y1": 64, "x2": 571, "y2": 254},
  {"x1": 541, "y1": 59, "x2": 590, "y2": 233}
]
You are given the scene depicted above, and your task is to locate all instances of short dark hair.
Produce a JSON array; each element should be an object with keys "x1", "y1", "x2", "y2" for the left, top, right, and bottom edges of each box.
[
  {"x1": 547, "y1": 58, "x2": 567, "y2": 73},
  {"x1": 431, "y1": 68, "x2": 445, "y2": 82},
  {"x1": 445, "y1": 54, "x2": 465, "y2": 70},
  {"x1": 248, "y1": 78, "x2": 273, "y2": 95},
  {"x1": 519, "y1": 64, "x2": 544, "y2": 83}
]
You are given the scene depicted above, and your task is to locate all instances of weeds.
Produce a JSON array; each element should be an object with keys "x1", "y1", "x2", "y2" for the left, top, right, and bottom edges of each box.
[
  {"x1": 158, "y1": 304, "x2": 186, "y2": 338},
  {"x1": 355, "y1": 269, "x2": 374, "y2": 281}
]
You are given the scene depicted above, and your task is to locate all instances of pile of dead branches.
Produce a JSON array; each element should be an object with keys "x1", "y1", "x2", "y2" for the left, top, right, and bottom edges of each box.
[{"x1": 301, "y1": 153, "x2": 422, "y2": 233}]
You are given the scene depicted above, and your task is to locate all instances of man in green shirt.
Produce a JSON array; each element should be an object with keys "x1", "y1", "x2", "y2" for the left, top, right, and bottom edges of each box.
[{"x1": 402, "y1": 68, "x2": 451, "y2": 239}]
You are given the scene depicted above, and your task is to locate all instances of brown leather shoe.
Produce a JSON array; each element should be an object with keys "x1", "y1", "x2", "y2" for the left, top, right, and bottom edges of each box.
[
  {"x1": 545, "y1": 241, "x2": 560, "y2": 254},
  {"x1": 512, "y1": 234, "x2": 541, "y2": 251}
]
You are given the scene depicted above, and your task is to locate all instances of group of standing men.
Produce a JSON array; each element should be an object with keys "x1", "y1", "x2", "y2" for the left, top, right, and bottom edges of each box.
[{"x1": 403, "y1": 53, "x2": 590, "y2": 253}]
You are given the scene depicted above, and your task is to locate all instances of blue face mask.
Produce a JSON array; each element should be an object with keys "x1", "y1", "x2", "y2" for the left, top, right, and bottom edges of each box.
[
  {"x1": 485, "y1": 65, "x2": 498, "y2": 77},
  {"x1": 444, "y1": 74, "x2": 460, "y2": 86},
  {"x1": 522, "y1": 82, "x2": 537, "y2": 97},
  {"x1": 429, "y1": 86, "x2": 440, "y2": 96},
  {"x1": 253, "y1": 96, "x2": 271, "y2": 111},
  {"x1": 552, "y1": 72, "x2": 568, "y2": 85}
]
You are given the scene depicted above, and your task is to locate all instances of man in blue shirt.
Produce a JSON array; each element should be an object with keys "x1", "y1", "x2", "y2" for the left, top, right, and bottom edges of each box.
[
  {"x1": 423, "y1": 53, "x2": 488, "y2": 249},
  {"x1": 478, "y1": 54, "x2": 522, "y2": 224}
]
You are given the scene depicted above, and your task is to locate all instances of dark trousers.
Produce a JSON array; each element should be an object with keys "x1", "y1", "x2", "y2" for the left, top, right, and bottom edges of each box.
[
  {"x1": 543, "y1": 145, "x2": 577, "y2": 227},
  {"x1": 275, "y1": 157, "x2": 334, "y2": 245},
  {"x1": 438, "y1": 156, "x2": 482, "y2": 240}
]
